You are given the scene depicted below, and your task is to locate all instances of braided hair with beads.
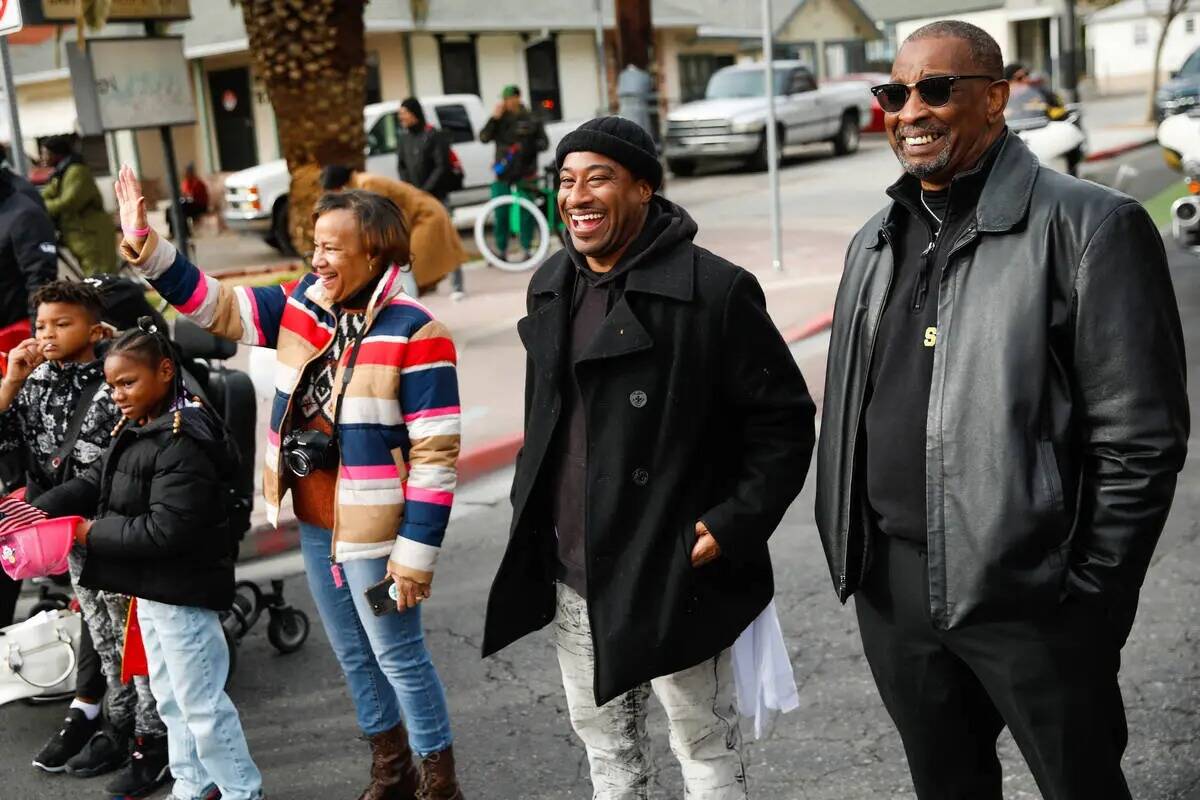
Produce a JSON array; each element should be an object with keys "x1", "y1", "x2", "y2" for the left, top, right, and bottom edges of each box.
[{"x1": 108, "y1": 316, "x2": 192, "y2": 437}]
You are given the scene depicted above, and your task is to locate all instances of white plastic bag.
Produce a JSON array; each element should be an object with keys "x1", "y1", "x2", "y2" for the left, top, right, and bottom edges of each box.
[
  {"x1": 0, "y1": 608, "x2": 80, "y2": 706},
  {"x1": 731, "y1": 600, "x2": 799, "y2": 739}
]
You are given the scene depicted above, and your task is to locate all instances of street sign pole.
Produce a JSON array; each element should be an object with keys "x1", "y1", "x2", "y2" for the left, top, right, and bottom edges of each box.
[
  {"x1": 0, "y1": 37, "x2": 24, "y2": 176},
  {"x1": 762, "y1": 0, "x2": 783, "y2": 271}
]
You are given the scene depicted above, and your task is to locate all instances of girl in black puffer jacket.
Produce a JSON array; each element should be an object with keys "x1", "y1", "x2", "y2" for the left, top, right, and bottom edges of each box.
[{"x1": 35, "y1": 318, "x2": 265, "y2": 800}]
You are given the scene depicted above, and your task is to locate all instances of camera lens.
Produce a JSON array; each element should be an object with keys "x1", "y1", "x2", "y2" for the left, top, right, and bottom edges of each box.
[{"x1": 286, "y1": 449, "x2": 314, "y2": 478}]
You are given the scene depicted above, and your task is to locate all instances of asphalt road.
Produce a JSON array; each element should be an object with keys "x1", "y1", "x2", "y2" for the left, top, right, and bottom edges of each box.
[{"x1": 2, "y1": 144, "x2": 1197, "y2": 800}]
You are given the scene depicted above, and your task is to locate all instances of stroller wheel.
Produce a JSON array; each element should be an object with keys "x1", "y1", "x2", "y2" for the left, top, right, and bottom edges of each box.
[
  {"x1": 234, "y1": 581, "x2": 265, "y2": 629},
  {"x1": 267, "y1": 608, "x2": 309, "y2": 654}
]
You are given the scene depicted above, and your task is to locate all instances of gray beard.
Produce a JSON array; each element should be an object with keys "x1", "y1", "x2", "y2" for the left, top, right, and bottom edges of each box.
[{"x1": 895, "y1": 141, "x2": 953, "y2": 179}]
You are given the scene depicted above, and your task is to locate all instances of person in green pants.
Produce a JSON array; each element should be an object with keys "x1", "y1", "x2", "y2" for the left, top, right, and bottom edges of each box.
[
  {"x1": 40, "y1": 136, "x2": 118, "y2": 275},
  {"x1": 480, "y1": 85, "x2": 547, "y2": 262}
]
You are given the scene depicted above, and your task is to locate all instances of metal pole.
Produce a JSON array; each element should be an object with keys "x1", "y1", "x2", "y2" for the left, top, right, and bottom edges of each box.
[
  {"x1": 593, "y1": 0, "x2": 610, "y2": 114},
  {"x1": 1061, "y1": 0, "x2": 1078, "y2": 103},
  {"x1": 761, "y1": 0, "x2": 783, "y2": 272},
  {"x1": 0, "y1": 38, "x2": 27, "y2": 176}
]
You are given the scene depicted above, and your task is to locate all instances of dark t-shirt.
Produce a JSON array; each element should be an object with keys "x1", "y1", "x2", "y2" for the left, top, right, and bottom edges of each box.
[{"x1": 863, "y1": 135, "x2": 1004, "y2": 543}]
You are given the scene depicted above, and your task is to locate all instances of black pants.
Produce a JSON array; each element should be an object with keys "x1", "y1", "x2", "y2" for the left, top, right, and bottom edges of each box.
[
  {"x1": 75, "y1": 618, "x2": 105, "y2": 701},
  {"x1": 0, "y1": 571, "x2": 18, "y2": 627},
  {"x1": 855, "y1": 534, "x2": 1130, "y2": 800}
]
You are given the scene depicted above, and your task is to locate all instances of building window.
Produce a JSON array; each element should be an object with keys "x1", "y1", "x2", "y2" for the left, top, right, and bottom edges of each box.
[
  {"x1": 1134, "y1": 23, "x2": 1149, "y2": 46},
  {"x1": 438, "y1": 37, "x2": 480, "y2": 97},
  {"x1": 678, "y1": 54, "x2": 736, "y2": 103},
  {"x1": 866, "y1": 22, "x2": 897, "y2": 71},
  {"x1": 366, "y1": 52, "x2": 382, "y2": 105},
  {"x1": 525, "y1": 38, "x2": 563, "y2": 121}
]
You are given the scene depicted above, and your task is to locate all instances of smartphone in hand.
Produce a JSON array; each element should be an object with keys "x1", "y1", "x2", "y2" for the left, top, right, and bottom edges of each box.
[{"x1": 365, "y1": 576, "x2": 399, "y2": 617}]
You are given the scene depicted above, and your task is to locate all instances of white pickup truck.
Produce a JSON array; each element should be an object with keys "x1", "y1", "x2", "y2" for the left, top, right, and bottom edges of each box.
[
  {"x1": 664, "y1": 61, "x2": 874, "y2": 175},
  {"x1": 223, "y1": 94, "x2": 577, "y2": 254}
]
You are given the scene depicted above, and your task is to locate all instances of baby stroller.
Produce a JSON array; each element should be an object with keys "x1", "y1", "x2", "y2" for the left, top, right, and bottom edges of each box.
[{"x1": 172, "y1": 318, "x2": 310, "y2": 678}]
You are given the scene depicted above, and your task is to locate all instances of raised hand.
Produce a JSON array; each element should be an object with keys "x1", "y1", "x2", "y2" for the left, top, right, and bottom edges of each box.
[
  {"x1": 113, "y1": 164, "x2": 150, "y2": 247},
  {"x1": 4, "y1": 339, "x2": 44, "y2": 385}
]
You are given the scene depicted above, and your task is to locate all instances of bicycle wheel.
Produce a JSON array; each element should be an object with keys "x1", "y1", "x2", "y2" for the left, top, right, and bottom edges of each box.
[{"x1": 473, "y1": 194, "x2": 552, "y2": 273}]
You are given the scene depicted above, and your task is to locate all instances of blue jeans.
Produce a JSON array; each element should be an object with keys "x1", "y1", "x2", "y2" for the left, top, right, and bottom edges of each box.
[
  {"x1": 299, "y1": 523, "x2": 454, "y2": 755},
  {"x1": 137, "y1": 599, "x2": 263, "y2": 800}
]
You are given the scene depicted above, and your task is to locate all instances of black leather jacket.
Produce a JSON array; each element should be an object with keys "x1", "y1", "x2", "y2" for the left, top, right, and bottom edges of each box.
[{"x1": 816, "y1": 133, "x2": 1189, "y2": 628}]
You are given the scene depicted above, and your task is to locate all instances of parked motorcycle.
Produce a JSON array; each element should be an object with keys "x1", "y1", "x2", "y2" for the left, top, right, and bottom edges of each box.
[
  {"x1": 1005, "y1": 85, "x2": 1087, "y2": 176},
  {"x1": 1156, "y1": 110, "x2": 1200, "y2": 252}
]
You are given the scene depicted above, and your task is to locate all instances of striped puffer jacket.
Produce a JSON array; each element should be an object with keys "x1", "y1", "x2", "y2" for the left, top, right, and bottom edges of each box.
[{"x1": 121, "y1": 232, "x2": 459, "y2": 582}]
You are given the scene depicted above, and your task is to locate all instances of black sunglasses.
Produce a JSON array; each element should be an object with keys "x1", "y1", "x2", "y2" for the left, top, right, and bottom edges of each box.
[{"x1": 870, "y1": 75, "x2": 995, "y2": 113}]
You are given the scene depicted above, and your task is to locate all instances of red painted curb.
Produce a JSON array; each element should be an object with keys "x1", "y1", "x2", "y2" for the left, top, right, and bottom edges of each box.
[
  {"x1": 782, "y1": 309, "x2": 835, "y2": 344},
  {"x1": 458, "y1": 432, "x2": 526, "y2": 485},
  {"x1": 1083, "y1": 137, "x2": 1157, "y2": 164}
]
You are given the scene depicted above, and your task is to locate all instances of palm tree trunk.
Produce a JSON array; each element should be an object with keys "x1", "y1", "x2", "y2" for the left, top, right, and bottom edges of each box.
[{"x1": 239, "y1": 0, "x2": 368, "y2": 255}]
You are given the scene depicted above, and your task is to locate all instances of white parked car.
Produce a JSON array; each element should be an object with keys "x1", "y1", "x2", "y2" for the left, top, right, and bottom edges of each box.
[
  {"x1": 664, "y1": 61, "x2": 874, "y2": 175},
  {"x1": 223, "y1": 94, "x2": 578, "y2": 254}
]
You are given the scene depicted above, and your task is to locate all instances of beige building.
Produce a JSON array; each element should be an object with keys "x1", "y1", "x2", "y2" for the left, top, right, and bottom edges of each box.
[{"x1": 3, "y1": 0, "x2": 882, "y2": 203}]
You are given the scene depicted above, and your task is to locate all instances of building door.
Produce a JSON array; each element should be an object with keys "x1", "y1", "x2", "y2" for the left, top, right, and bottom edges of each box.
[
  {"x1": 1015, "y1": 18, "x2": 1054, "y2": 83},
  {"x1": 824, "y1": 40, "x2": 866, "y2": 79},
  {"x1": 208, "y1": 67, "x2": 257, "y2": 172},
  {"x1": 525, "y1": 38, "x2": 563, "y2": 121},
  {"x1": 679, "y1": 54, "x2": 735, "y2": 103}
]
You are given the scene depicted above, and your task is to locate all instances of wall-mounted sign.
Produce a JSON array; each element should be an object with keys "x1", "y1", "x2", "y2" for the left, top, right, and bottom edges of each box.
[
  {"x1": 1, "y1": 0, "x2": 24, "y2": 36},
  {"x1": 68, "y1": 35, "x2": 196, "y2": 134},
  {"x1": 22, "y1": 0, "x2": 190, "y2": 24}
]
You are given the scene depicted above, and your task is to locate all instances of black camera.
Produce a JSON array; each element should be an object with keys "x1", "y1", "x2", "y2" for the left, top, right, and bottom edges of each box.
[{"x1": 281, "y1": 429, "x2": 338, "y2": 478}]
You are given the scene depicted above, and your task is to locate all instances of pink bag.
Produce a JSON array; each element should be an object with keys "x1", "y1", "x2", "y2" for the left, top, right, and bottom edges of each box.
[{"x1": 0, "y1": 517, "x2": 81, "y2": 581}]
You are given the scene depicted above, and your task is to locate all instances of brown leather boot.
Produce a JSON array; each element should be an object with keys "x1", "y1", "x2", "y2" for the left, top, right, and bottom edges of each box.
[
  {"x1": 356, "y1": 724, "x2": 420, "y2": 800},
  {"x1": 417, "y1": 746, "x2": 465, "y2": 800}
]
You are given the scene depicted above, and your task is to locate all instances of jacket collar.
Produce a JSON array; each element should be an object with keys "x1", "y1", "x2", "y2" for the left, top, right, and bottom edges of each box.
[
  {"x1": 873, "y1": 130, "x2": 1038, "y2": 247},
  {"x1": 303, "y1": 263, "x2": 407, "y2": 322},
  {"x1": 530, "y1": 228, "x2": 695, "y2": 303}
]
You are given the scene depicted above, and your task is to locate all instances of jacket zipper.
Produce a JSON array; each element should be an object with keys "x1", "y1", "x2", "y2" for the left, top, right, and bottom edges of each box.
[
  {"x1": 921, "y1": 222, "x2": 978, "y2": 620},
  {"x1": 838, "y1": 226, "x2": 897, "y2": 597}
]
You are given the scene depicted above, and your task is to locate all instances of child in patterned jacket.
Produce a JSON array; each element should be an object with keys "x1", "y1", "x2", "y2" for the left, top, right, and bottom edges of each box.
[{"x1": 0, "y1": 281, "x2": 170, "y2": 796}]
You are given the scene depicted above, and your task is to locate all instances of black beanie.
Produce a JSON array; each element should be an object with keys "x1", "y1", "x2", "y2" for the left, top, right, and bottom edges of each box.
[
  {"x1": 400, "y1": 97, "x2": 426, "y2": 127},
  {"x1": 556, "y1": 116, "x2": 663, "y2": 191}
]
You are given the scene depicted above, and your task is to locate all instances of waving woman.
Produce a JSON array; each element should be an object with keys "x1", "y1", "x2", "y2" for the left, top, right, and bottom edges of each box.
[{"x1": 113, "y1": 166, "x2": 465, "y2": 800}]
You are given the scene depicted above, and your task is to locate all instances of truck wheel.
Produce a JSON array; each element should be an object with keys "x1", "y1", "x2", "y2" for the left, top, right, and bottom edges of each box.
[
  {"x1": 832, "y1": 111, "x2": 861, "y2": 156},
  {"x1": 747, "y1": 128, "x2": 784, "y2": 172},
  {"x1": 667, "y1": 158, "x2": 697, "y2": 177},
  {"x1": 271, "y1": 197, "x2": 299, "y2": 257}
]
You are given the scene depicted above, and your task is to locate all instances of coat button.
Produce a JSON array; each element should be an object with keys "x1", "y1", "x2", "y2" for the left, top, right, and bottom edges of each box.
[
  {"x1": 629, "y1": 390, "x2": 648, "y2": 408},
  {"x1": 632, "y1": 468, "x2": 650, "y2": 486}
]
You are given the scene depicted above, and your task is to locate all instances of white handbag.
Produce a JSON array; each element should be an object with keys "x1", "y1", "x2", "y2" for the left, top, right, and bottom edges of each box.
[{"x1": 0, "y1": 608, "x2": 80, "y2": 706}]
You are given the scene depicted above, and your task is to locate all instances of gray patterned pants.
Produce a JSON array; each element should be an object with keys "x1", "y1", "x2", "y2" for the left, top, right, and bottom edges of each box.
[
  {"x1": 554, "y1": 584, "x2": 748, "y2": 800},
  {"x1": 69, "y1": 551, "x2": 166, "y2": 736}
]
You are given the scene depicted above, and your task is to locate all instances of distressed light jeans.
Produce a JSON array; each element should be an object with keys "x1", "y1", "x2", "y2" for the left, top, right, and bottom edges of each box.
[
  {"x1": 137, "y1": 599, "x2": 263, "y2": 800},
  {"x1": 554, "y1": 584, "x2": 748, "y2": 800}
]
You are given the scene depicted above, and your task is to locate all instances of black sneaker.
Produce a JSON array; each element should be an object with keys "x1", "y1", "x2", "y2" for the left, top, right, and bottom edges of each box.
[
  {"x1": 64, "y1": 722, "x2": 130, "y2": 777},
  {"x1": 104, "y1": 734, "x2": 171, "y2": 797},
  {"x1": 31, "y1": 708, "x2": 100, "y2": 772}
]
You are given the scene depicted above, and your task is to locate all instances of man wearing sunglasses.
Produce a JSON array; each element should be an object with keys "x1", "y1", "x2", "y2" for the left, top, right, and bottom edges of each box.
[{"x1": 816, "y1": 19, "x2": 1188, "y2": 800}]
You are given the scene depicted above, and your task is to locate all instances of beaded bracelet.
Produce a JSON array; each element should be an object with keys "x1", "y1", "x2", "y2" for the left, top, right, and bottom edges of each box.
[{"x1": 122, "y1": 225, "x2": 151, "y2": 238}]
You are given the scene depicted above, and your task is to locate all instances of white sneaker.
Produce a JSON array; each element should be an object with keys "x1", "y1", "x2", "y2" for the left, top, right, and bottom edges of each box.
[{"x1": 450, "y1": 290, "x2": 466, "y2": 302}]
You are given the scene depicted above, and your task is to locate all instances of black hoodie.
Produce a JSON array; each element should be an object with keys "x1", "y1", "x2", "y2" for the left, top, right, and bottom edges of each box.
[
  {"x1": 0, "y1": 170, "x2": 56, "y2": 326},
  {"x1": 550, "y1": 196, "x2": 699, "y2": 594},
  {"x1": 34, "y1": 403, "x2": 237, "y2": 610}
]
